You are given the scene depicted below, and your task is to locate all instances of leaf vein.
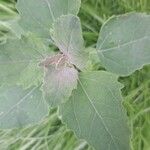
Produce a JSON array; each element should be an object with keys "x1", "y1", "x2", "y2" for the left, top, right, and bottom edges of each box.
[
  {"x1": 100, "y1": 36, "x2": 149, "y2": 52},
  {"x1": 0, "y1": 86, "x2": 38, "y2": 121},
  {"x1": 78, "y1": 78, "x2": 119, "y2": 150}
]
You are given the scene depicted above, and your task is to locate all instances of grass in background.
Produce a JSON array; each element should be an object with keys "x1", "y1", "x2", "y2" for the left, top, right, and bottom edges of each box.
[
  {"x1": 0, "y1": 0, "x2": 150, "y2": 149},
  {"x1": 0, "y1": 0, "x2": 17, "y2": 20},
  {"x1": 80, "y1": 0, "x2": 150, "y2": 46}
]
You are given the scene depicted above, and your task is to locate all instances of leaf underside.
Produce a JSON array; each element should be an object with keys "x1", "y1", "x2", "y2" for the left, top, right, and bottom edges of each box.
[
  {"x1": 97, "y1": 13, "x2": 150, "y2": 76},
  {"x1": 60, "y1": 71, "x2": 130, "y2": 150},
  {"x1": 16, "y1": 0, "x2": 81, "y2": 39}
]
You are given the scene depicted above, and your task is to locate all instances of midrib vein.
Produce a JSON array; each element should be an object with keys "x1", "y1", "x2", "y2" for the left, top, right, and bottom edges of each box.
[
  {"x1": 78, "y1": 79, "x2": 119, "y2": 150},
  {"x1": 44, "y1": 0, "x2": 55, "y2": 21},
  {"x1": 100, "y1": 35, "x2": 149, "y2": 52},
  {"x1": 0, "y1": 86, "x2": 37, "y2": 120}
]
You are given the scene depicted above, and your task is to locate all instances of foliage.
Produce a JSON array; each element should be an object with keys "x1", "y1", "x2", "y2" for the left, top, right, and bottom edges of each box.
[{"x1": 2, "y1": 0, "x2": 149, "y2": 149}]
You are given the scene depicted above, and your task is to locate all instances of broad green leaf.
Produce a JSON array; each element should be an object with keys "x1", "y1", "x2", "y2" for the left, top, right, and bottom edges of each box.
[
  {"x1": 0, "y1": 34, "x2": 50, "y2": 87},
  {"x1": 16, "y1": 0, "x2": 81, "y2": 39},
  {"x1": 0, "y1": 18, "x2": 24, "y2": 39},
  {"x1": 97, "y1": 13, "x2": 150, "y2": 76},
  {"x1": 41, "y1": 54, "x2": 78, "y2": 107},
  {"x1": 0, "y1": 84, "x2": 48, "y2": 129},
  {"x1": 51, "y1": 15, "x2": 88, "y2": 70},
  {"x1": 60, "y1": 71, "x2": 130, "y2": 150}
]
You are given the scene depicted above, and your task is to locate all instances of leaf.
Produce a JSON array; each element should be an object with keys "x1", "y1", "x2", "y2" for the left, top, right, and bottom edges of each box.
[
  {"x1": 0, "y1": 18, "x2": 24, "y2": 39},
  {"x1": 60, "y1": 71, "x2": 130, "y2": 150},
  {"x1": 16, "y1": 0, "x2": 81, "y2": 39},
  {"x1": 97, "y1": 13, "x2": 150, "y2": 76},
  {"x1": 0, "y1": 34, "x2": 50, "y2": 87},
  {"x1": 0, "y1": 84, "x2": 48, "y2": 129},
  {"x1": 42, "y1": 54, "x2": 78, "y2": 107},
  {"x1": 51, "y1": 15, "x2": 88, "y2": 70}
]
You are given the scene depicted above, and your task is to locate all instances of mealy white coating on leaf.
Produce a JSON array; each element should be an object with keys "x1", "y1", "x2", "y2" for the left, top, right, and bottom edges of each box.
[
  {"x1": 97, "y1": 13, "x2": 150, "y2": 76},
  {"x1": 16, "y1": 0, "x2": 81, "y2": 38},
  {"x1": 43, "y1": 61, "x2": 78, "y2": 107},
  {"x1": 51, "y1": 15, "x2": 88, "y2": 70},
  {"x1": 60, "y1": 71, "x2": 130, "y2": 150}
]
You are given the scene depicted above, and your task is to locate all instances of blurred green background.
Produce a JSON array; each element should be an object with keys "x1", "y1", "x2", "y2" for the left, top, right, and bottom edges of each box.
[{"x1": 0, "y1": 0, "x2": 150, "y2": 150}]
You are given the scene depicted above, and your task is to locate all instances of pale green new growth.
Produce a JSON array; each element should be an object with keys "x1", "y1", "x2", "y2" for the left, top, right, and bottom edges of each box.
[
  {"x1": 0, "y1": 85, "x2": 48, "y2": 129},
  {"x1": 16, "y1": 0, "x2": 81, "y2": 39},
  {"x1": 60, "y1": 71, "x2": 130, "y2": 150},
  {"x1": 97, "y1": 13, "x2": 150, "y2": 76}
]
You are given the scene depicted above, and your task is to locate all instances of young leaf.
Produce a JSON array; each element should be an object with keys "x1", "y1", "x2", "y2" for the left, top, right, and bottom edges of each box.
[
  {"x1": 0, "y1": 34, "x2": 49, "y2": 87},
  {"x1": 97, "y1": 13, "x2": 150, "y2": 76},
  {"x1": 51, "y1": 15, "x2": 88, "y2": 70},
  {"x1": 60, "y1": 71, "x2": 130, "y2": 150},
  {"x1": 16, "y1": 0, "x2": 81, "y2": 39},
  {"x1": 0, "y1": 84, "x2": 48, "y2": 129},
  {"x1": 43, "y1": 58, "x2": 78, "y2": 107}
]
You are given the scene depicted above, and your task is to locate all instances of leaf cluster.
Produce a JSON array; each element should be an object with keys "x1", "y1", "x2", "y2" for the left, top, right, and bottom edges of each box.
[{"x1": 0, "y1": 0, "x2": 150, "y2": 149}]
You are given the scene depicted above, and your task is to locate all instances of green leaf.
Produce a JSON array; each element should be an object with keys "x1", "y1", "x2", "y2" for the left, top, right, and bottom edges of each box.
[
  {"x1": 0, "y1": 34, "x2": 50, "y2": 87},
  {"x1": 16, "y1": 0, "x2": 81, "y2": 39},
  {"x1": 97, "y1": 13, "x2": 150, "y2": 76},
  {"x1": 42, "y1": 54, "x2": 78, "y2": 107},
  {"x1": 0, "y1": 18, "x2": 24, "y2": 39},
  {"x1": 0, "y1": 84, "x2": 48, "y2": 129},
  {"x1": 51, "y1": 15, "x2": 88, "y2": 70},
  {"x1": 60, "y1": 71, "x2": 130, "y2": 150}
]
